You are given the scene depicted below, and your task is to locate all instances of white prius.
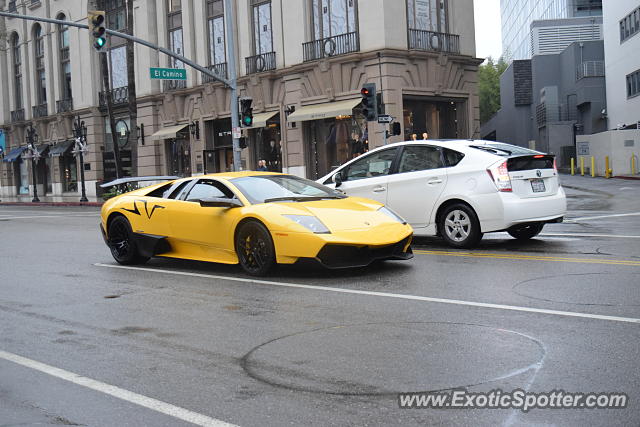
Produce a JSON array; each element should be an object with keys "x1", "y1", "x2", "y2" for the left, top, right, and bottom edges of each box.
[{"x1": 318, "y1": 140, "x2": 567, "y2": 248}]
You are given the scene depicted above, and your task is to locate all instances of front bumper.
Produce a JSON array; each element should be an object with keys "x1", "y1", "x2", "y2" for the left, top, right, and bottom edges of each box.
[{"x1": 313, "y1": 236, "x2": 414, "y2": 268}]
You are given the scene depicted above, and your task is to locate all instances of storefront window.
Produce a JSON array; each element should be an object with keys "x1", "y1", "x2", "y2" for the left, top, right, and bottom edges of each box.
[
  {"x1": 61, "y1": 154, "x2": 78, "y2": 192},
  {"x1": 403, "y1": 98, "x2": 465, "y2": 140},
  {"x1": 18, "y1": 161, "x2": 29, "y2": 194},
  {"x1": 305, "y1": 114, "x2": 366, "y2": 179},
  {"x1": 252, "y1": 123, "x2": 282, "y2": 172}
]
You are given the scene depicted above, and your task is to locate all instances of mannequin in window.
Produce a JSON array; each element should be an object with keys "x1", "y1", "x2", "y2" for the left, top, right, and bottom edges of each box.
[
  {"x1": 350, "y1": 132, "x2": 365, "y2": 159},
  {"x1": 422, "y1": 130, "x2": 429, "y2": 140}
]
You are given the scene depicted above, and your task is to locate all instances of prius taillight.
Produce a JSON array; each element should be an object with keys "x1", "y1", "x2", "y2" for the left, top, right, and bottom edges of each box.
[{"x1": 487, "y1": 160, "x2": 512, "y2": 192}]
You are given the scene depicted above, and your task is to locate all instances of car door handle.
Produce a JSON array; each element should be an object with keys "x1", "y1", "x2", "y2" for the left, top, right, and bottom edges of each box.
[
  {"x1": 427, "y1": 179, "x2": 443, "y2": 185},
  {"x1": 373, "y1": 186, "x2": 386, "y2": 193}
]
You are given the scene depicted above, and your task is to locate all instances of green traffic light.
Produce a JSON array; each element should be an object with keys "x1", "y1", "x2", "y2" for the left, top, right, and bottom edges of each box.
[
  {"x1": 243, "y1": 116, "x2": 253, "y2": 126},
  {"x1": 94, "y1": 37, "x2": 106, "y2": 50}
]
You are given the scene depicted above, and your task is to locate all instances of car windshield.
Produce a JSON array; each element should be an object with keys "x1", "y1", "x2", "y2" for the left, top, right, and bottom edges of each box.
[{"x1": 232, "y1": 175, "x2": 346, "y2": 204}]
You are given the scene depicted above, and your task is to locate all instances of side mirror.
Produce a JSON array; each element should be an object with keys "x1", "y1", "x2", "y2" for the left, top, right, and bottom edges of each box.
[
  {"x1": 198, "y1": 197, "x2": 243, "y2": 208},
  {"x1": 333, "y1": 171, "x2": 343, "y2": 187}
]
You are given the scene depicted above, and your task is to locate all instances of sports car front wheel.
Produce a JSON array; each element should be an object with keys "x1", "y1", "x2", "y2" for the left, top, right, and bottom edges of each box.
[
  {"x1": 235, "y1": 221, "x2": 276, "y2": 276},
  {"x1": 108, "y1": 216, "x2": 149, "y2": 265}
]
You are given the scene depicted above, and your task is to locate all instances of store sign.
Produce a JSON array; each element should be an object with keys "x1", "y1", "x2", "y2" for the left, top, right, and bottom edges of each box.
[{"x1": 0, "y1": 129, "x2": 5, "y2": 155}]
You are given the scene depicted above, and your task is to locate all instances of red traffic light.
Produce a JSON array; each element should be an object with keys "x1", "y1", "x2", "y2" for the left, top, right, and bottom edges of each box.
[{"x1": 361, "y1": 87, "x2": 370, "y2": 96}]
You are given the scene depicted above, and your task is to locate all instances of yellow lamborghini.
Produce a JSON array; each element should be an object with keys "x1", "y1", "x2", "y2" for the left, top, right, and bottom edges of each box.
[{"x1": 100, "y1": 172, "x2": 413, "y2": 276}]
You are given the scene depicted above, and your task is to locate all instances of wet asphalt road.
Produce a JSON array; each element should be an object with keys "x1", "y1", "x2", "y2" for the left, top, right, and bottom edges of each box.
[{"x1": 1, "y1": 175, "x2": 639, "y2": 427}]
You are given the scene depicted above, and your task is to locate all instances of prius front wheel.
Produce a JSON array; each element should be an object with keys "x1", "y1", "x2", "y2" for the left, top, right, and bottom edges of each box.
[{"x1": 235, "y1": 221, "x2": 276, "y2": 276}]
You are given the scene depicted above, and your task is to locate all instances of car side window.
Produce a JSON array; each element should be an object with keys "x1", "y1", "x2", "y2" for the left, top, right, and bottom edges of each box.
[
  {"x1": 166, "y1": 181, "x2": 192, "y2": 199},
  {"x1": 443, "y1": 148, "x2": 465, "y2": 167},
  {"x1": 398, "y1": 145, "x2": 444, "y2": 173},
  {"x1": 344, "y1": 148, "x2": 398, "y2": 181},
  {"x1": 185, "y1": 179, "x2": 234, "y2": 202}
]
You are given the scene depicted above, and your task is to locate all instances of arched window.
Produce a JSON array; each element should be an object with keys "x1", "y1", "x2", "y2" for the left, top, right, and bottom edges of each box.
[
  {"x1": 11, "y1": 33, "x2": 22, "y2": 111},
  {"x1": 58, "y1": 14, "x2": 72, "y2": 102},
  {"x1": 33, "y1": 24, "x2": 46, "y2": 105}
]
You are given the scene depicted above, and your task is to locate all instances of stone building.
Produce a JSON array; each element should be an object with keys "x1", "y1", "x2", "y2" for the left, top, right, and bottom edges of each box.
[{"x1": 0, "y1": 0, "x2": 480, "y2": 201}]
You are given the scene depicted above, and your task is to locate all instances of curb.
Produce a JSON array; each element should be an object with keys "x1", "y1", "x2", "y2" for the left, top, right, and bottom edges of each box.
[{"x1": 0, "y1": 202, "x2": 103, "y2": 207}]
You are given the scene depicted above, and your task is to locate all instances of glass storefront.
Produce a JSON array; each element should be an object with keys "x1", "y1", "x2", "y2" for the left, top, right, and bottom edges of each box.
[
  {"x1": 305, "y1": 113, "x2": 367, "y2": 179},
  {"x1": 166, "y1": 137, "x2": 192, "y2": 177},
  {"x1": 403, "y1": 97, "x2": 466, "y2": 140},
  {"x1": 17, "y1": 161, "x2": 29, "y2": 194},
  {"x1": 251, "y1": 122, "x2": 282, "y2": 172},
  {"x1": 61, "y1": 153, "x2": 78, "y2": 192},
  {"x1": 204, "y1": 118, "x2": 234, "y2": 173}
]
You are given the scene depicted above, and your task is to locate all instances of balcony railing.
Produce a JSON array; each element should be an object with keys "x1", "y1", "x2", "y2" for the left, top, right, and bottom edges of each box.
[
  {"x1": 203, "y1": 63, "x2": 228, "y2": 83},
  {"x1": 10, "y1": 109, "x2": 24, "y2": 123},
  {"x1": 536, "y1": 103, "x2": 578, "y2": 127},
  {"x1": 303, "y1": 32, "x2": 360, "y2": 62},
  {"x1": 32, "y1": 103, "x2": 48, "y2": 118},
  {"x1": 246, "y1": 52, "x2": 276, "y2": 74},
  {"x1": 163, "y1": 79, "x2": 187, "y2": 91},
  {"x1": 577, "y1": 61, "x2": 605, "y2": 80},
  {"x1": 56, "y1": 98, "x2": 74, "y2": 114},
  {"x1": 408, "y1": 29, "x2": 460, "y2": 54},
  {"x1": 99, "y1": 86, "x2": 129, "y2": 108}
]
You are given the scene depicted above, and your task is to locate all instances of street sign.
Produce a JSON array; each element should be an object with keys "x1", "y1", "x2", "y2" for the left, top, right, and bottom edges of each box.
[
  {"x1": 232, "y1": 127, "x2": 242, "y2": 139},
  {"x1": 150, "y1": 67, "x2": 187, "y2": 81},
  {"x1": 577, "y1": 141, "x2": 590, "y2": 156},
  {"x1": 377, "y1": 114, "x2": 393, "y2": 124}
]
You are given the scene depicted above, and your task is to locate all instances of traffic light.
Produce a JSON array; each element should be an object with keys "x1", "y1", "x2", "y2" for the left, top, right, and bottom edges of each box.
[
  {"x1": 88, "y1": 11, "x2": 106, "y2": 51},
  {"x1": 391, "y1": 122, "x2": 402, "y2": 136},
  {"x1": 239, "y1": 98, "x2": 253, "y2": 127},
  {"x1": 361, "y1": 83, "x2": 378, "y2": 122}
]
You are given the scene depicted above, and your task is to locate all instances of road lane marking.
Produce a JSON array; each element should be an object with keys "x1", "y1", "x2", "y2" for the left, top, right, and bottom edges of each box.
[
  {"x1": 570, "y1": 212, "x2": 640, "y2": 221},
  {"x1": 541, "y1": 232, "x2": 640, "y2": 239},
  {"x1": 0, "y1": 349, "x2": 237, "y2": 427},
  {"x1": 0, "y1": 214, "x2": 99, "y2": 220},
  {"x1": 413, "y1": 250, "x2": 640, "y2": 267},
  {"x1": 94, "y1": 263, "x2": 640, "y2": 325}
]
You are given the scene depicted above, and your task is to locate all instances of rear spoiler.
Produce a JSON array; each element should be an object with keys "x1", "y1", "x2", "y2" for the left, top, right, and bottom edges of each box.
[{"x1": 100, "y1": 176, "x2": 178, "y2": 188}]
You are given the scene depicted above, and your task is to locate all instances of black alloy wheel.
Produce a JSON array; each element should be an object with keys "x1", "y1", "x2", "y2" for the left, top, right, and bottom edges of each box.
[
  {"x1": 108, "y1": 216, "x2": 149, "y2": 265},
  {"x1": 508, "y1": 223, "x2": 544, "y2": 240},
  {"x1": 235, "y1": 221, "x2": 276, "y2": 276}
]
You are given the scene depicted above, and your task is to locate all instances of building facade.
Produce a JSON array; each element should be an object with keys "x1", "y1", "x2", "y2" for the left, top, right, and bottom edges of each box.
[
  {"x1": 502, "y1": 0, "x2": 602, "y2": 60},
  {"x1": 0, "y1": 0, "x2": 481, "y2": 202},
  {"x1": 573, "y1": 0, "x2": 640, "y2": 176},
  {"x1": 481, "y1": 40, "x2": 607, "y2": 167}
]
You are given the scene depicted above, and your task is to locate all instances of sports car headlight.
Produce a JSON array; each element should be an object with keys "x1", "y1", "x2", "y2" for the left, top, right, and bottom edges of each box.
[
  {"x1": 283, "y1": 215, "x2": 331, "y2": 234},
  {"x1": 378, "y1": 206, "x2": 407, "y2": 224}
]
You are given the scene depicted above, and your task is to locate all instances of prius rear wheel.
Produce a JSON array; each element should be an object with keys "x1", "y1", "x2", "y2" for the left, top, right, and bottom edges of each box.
[{"x1": 235, "y1": 221, "x2": 276, "y2": 276}]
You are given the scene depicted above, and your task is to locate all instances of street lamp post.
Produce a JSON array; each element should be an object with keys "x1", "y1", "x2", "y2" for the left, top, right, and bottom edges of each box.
[
  {"x1": 26, "y1": 124, "x2": 40, "y2": 203},
  {"x1": 73, "y1": 115, "x2": 89, "y2": 202}
]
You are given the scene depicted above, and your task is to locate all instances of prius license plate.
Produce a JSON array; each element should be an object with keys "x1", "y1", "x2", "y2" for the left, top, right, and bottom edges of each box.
[{"x1": 530, "y1": 178, "x2": 546, "y2": 193}]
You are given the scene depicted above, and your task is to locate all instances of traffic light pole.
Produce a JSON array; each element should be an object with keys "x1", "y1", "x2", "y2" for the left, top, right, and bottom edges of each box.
[
  {"x1": 224, "y1": 0, "x2": 242, "y2": 172},
  {"x1": 0, "y1": 11, "x2": 233, "y2": 88}
]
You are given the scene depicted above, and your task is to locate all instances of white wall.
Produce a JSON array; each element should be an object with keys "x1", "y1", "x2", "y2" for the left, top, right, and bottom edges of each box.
[
  {"x1": 603, "y1": 1, "x2": 640, "y2": 128},
  {"x1": 576, "y1": 129, "x2": 640, "y2": 176}
]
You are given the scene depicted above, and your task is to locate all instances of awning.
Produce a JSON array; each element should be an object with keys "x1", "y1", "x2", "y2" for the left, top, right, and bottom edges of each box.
[
  {"x1": 151, "y1": 124, "x2": 189, "y2": 140},
  {"x1": 2, "y1": 146, "x2": 27, "y2": 162},
  {"x1": 49, "y1": 140, "x2": 74, "y2": 157},
  {"x1": 23, "y1": 144, "x2": 51, "y2": 159},
  {"x1": 287, "y1": 98, "x2": 362, "y2": 122},
  {"x1": 245, "y1": 111, "x2": 279, "y2": 129}
]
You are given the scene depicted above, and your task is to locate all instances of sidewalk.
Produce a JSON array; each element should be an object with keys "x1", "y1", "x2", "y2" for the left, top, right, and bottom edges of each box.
[{"x1": 0, "y1": 201, "x2": 103, "y2": 207}]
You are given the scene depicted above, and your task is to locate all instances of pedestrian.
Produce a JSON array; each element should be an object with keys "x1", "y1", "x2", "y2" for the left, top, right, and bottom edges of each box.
[
  {"x1": 411, "y1": 134, "x2": 418, "y2": 141},
  {"x1": 257, "y1": 160, "x2": 268, "y2": 171},
  {"x1": 422, "y1": 130, "x2": 429, "y2": 140},
  {"x1": 350, "y1": 132, "x2": 365, "y2": 158}
]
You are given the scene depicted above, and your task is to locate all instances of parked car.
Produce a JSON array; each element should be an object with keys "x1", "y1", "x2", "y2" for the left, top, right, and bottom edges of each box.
[
  {"x1": 100, "y1": 172, "x2": 413, "y2": 276},
  {"x1": 318, "y1": 140, "x2": 566, "y2": 248}
]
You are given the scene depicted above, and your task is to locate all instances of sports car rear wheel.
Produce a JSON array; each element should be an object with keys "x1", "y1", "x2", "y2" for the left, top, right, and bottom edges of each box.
[
  {"x1": 235, "y1": 221, "x2": 275, "y2": 276},
  {"x1": 108, "y1": 216, "x2": 149, "y2": 265}
]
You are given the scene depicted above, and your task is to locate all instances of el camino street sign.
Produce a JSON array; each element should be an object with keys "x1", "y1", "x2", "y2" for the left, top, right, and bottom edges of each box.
[{"x1": 149, "y1": 67, "x2": 187, "y2": 81}]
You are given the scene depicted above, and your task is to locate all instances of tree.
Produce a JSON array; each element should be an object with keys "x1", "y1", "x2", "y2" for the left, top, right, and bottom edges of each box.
[{"x1": 479, "y1": 57, "x2": 508, "y2": 124}]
